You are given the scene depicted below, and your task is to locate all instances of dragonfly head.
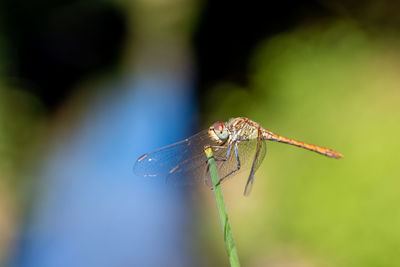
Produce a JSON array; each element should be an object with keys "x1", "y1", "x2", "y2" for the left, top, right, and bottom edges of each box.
[{"x1": 209, "y1": 121, "x2": 229, "y2": 144}]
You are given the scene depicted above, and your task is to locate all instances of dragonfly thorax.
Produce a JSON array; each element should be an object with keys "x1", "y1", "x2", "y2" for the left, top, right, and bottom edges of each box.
[{"x1": 227, "y1": 117, "x2": 260, "y2": 141}]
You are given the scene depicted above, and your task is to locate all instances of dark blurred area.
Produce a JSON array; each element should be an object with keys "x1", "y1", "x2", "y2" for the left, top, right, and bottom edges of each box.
[
  {"x1": 194, "y1": 0, "x2": 335, "y2": 89},
  {"x1": 0, "y1": 0, "x2": 126, "y2": 109},
  {"x1": 3, "y1": 0, "x2": 399, "y2": 108},
  {"x1": 1, "y1": 0, "x2": 400, "y2": 266},
  {"x1": 1, "y1": 0, "x2": 339, "y2": 109}
]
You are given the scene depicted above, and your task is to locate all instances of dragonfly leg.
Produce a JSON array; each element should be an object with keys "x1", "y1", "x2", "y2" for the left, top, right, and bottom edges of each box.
[
  {"x1": 210, "y1": 145, "x2": 228, "y2": 150},
  {"x1": 216, "y1": 142, "x2": 241, "y2": 185},
  {"x1": 211, "y1": 143, "x2": 232, "y2": 162}
]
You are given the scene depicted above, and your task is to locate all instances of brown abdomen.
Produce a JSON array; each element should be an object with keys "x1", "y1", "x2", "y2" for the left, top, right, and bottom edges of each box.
[{"x1": 263, "y1": 130, "x2": 343, "y2": 159}]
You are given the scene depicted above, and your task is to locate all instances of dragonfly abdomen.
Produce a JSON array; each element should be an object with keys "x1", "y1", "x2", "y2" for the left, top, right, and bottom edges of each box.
[{"x1": 262, "y1": 129, "x2": 343, "y2": 159}]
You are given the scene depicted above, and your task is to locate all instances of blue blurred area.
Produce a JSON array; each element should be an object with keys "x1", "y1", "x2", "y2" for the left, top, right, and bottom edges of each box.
[{"x1": 14, "y1": 68, "x2": 198, "y2": 266}]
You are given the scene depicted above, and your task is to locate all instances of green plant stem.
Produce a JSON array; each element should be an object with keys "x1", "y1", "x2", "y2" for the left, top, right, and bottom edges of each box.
[{"x1": 204, "y1": 146, "x2": 241, "y2": 267}]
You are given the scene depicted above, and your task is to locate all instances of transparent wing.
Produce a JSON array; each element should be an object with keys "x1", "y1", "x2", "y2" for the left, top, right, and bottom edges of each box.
[
  {"x1": 165, "y1": 153, "x2": 209, "y2": 186},
  {"x1": 134, "y1": 130, "x2": 220, "y2": 185},
  {"x1": 135, "y1": 129, "x2": 268, "y2": 190},
  {"x1": 244, "y1": 139, "x2": 267, "y2": 196},
  {"x1": 252, "y1": 140, "x2": 267, "y2": 173}
]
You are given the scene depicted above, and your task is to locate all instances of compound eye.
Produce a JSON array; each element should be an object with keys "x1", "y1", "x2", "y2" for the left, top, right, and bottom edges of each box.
[
  {"x1": 212, "y1": 122, "x2": 224, "y2": 132},
  {"x1": 212, "y1": 121, "x2": 228, "y2": 141}
]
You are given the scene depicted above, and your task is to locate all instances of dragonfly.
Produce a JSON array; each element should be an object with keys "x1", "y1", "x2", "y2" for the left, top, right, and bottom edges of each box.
[{"x1": 134, "y1": 117, "x2": 343, "y2": 196}]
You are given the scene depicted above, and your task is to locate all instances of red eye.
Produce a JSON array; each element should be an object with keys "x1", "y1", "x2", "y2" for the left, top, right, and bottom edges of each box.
[{"x1": 212, "y1": 121, "x2": 224, "y2": 132}]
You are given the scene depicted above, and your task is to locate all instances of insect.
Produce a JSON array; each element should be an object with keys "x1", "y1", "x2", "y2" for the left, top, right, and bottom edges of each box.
[{"x1": 134, "y1": 117, "x2": 343, "y2": 195}]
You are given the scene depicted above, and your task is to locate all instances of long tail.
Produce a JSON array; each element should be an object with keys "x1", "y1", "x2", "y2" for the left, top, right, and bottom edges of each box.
[{"x1": 262, "y1": 129, "x2": 343, "y2": 159}]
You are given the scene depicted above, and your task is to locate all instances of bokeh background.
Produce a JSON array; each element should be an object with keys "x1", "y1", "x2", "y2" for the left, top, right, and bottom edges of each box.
[{"x1": 1, "y1": 0, "x2": 400, "y2": 266}]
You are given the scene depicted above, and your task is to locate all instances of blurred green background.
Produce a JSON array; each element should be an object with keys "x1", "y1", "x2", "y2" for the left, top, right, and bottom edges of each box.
[
  {"x1": 198, "y1": 20, "x2": 400, "y2": 267},
  {"x1": 1, "y1": 1, "x2": 400, "y2": 266}
]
